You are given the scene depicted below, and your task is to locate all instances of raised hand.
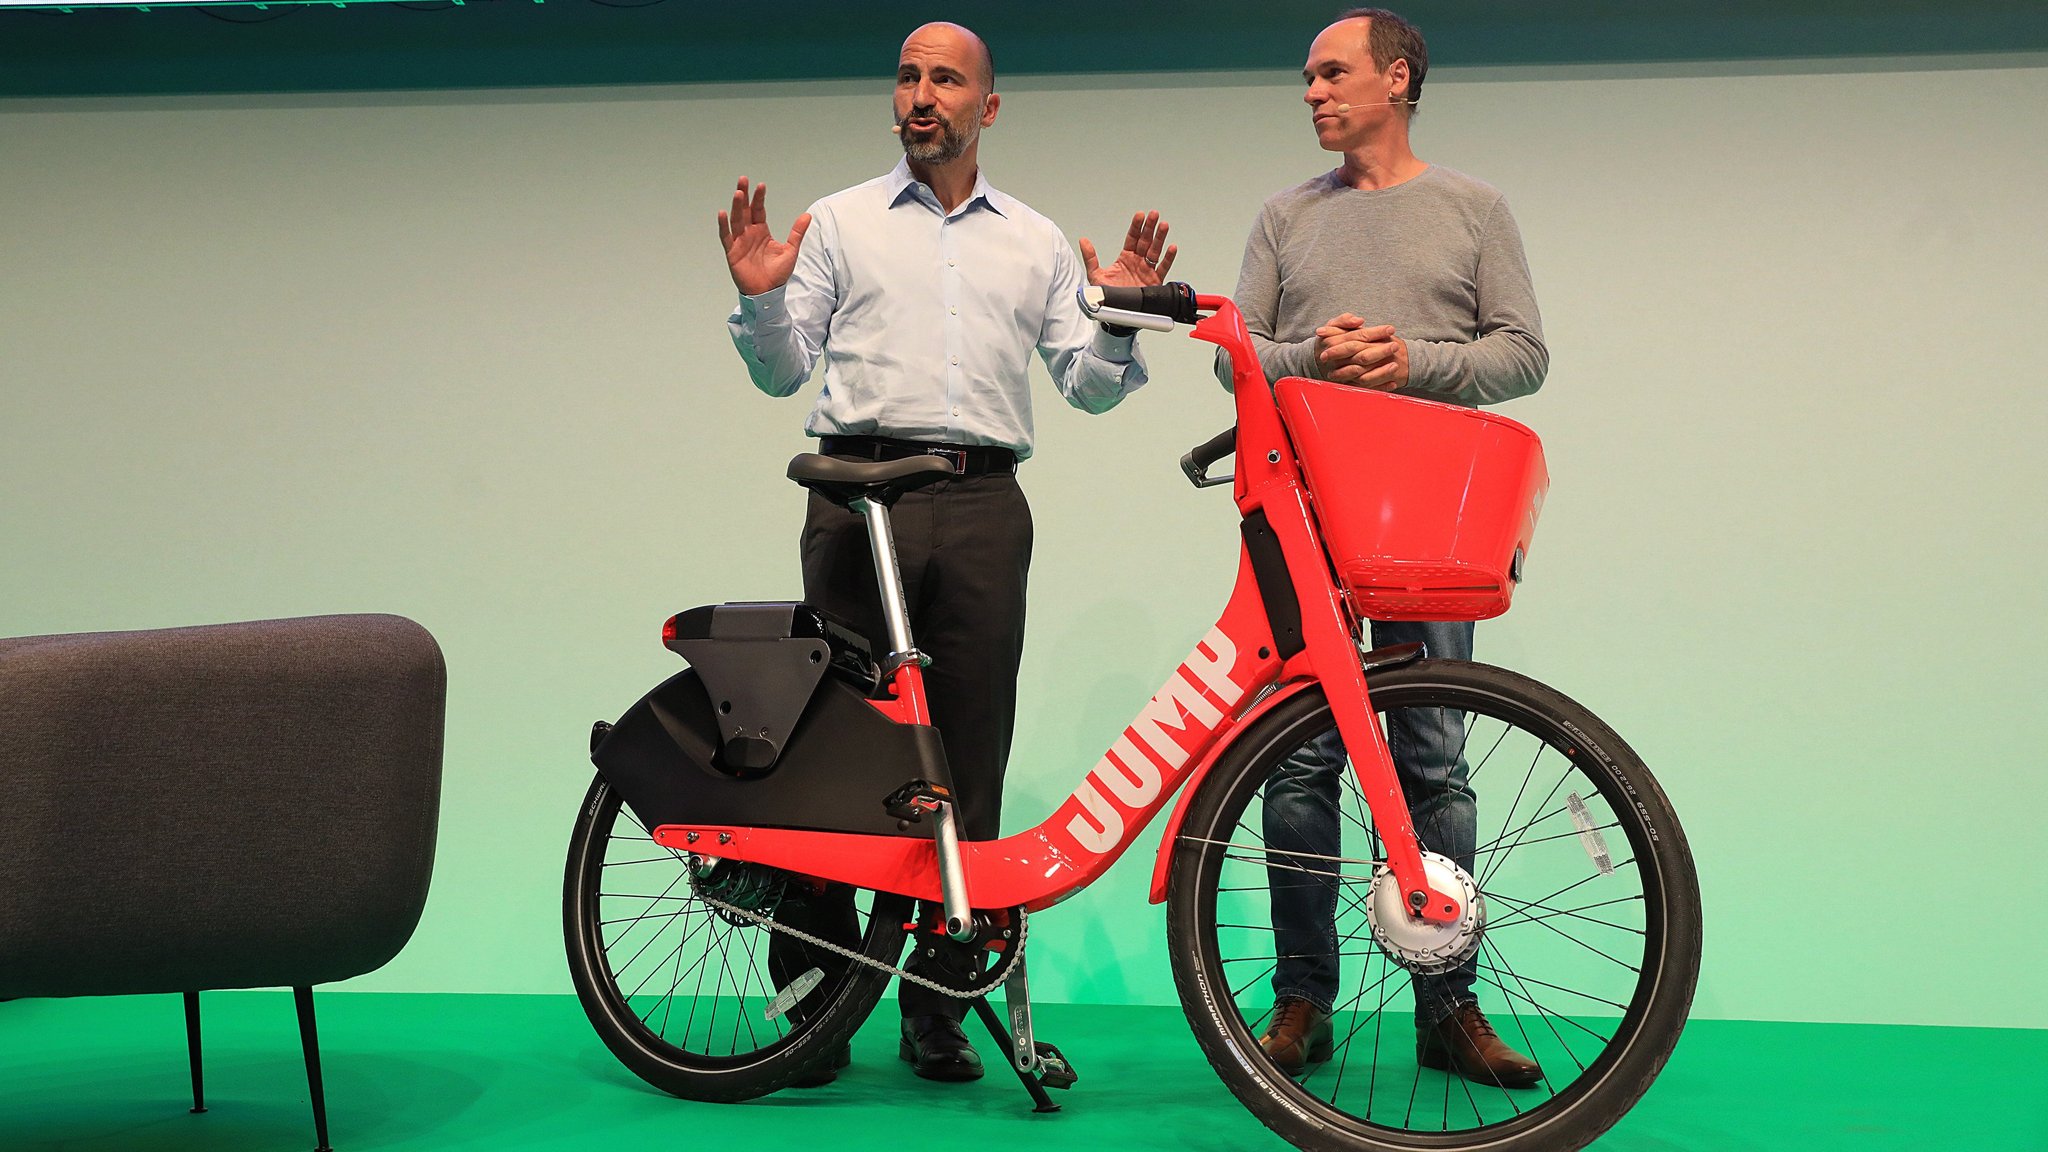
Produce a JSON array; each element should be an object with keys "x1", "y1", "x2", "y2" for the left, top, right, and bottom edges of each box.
[
  {"x1": 717, "y1": 177, "x2": 813, "y2": 297},
  {"x1": 1315, "y1": 313, "x2": 1409, "y2": 390},
  {"x1": 1080, "y1": 211, "x2": 1178, "y2": 288}
]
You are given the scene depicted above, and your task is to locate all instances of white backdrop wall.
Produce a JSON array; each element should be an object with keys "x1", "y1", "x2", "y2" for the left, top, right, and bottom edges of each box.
[{"x1": 3, "y1": 55, "x2": 2043, "y2": 1028}]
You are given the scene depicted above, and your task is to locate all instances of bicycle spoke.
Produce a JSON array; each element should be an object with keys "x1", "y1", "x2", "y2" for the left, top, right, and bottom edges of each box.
[
  {"x1": 610, "y1": 885, "x2": 706, "y2": 978},
  {"x1": 601, "y1": 866, "x2": 692, "y2": 956},
  {"x1": 1474, "y1": 877, "x2": 1646, "y2": 942},
  {"x1": 1307, "y1": 960, "x2": 1406, "y2": 1087},
  {"x1": 1480, "y1": 761, "x2": 1577, "y2": 889},
  {"x1": 618, "y1": 905, "x2": 713, "y2": 994},
  {"x1": 1221, "y1": 950, "x2": 1387, "y2": 963},
  {"x1": 737, "y1": 914, "x2": 770, "y2": 1049},
  {"x1": 1358, "y1": 948, "x2": 1402, "y2": 1118},
  {"x1": 601, "y1": 903, "x2": 705, "y2": 934},
  {"x1": 1473, "y1": 815, "x2": 1621, "y2": 859},
  {"x1": 680, "y1": 916, "x2": 718, "y2": 1042},
  {"x1": 1484, "y1": 902, "x2": 1645, "y2": 937},
  {"x1": 1192, "y1": 835, "x2": 1382, "y2": 870},
  {"x1": 1229, "y1": 960, "x2": 1279, "y2": 1001},
  {"x1": 1474, "y1": 959, "x2": 1627, "y2": 1012},
  {"x1": 1477, "y1": 745, "x2": 1551, "y2": 889},
  {"x1": 1482, "y1": 939, "x2": 1558, "y2": 1095},
  {"x1": 655, "y1": 927, "x2": 688, "y2": 1038},
  {"x1": 635, "y1": 922, "x2": 710, "y2": 1022},
  {"x1": 1476, "y1": 968, "x2": 1592, "y2": 1073},
  {"x1": 1261, "y1": 759, "x2": 1385, "y2": 855},
  {"x1": 1438, "y1": 997, "x2": 1514, "y2": 1123}
]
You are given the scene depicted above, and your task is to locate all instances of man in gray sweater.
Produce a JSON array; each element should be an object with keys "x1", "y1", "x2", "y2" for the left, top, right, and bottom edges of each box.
[{"x1": 1227, "y1": 8, "x2": 1548, "y2": 1088}]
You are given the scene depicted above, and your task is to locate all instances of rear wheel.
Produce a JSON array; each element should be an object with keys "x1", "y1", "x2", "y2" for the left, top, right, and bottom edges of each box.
[
  {"x1": 564, "y1": 774, "x2": 911, "y2": 1100},
  {"x1": 1168, "y1": 660, "x2": 1700, "y2": 1151}
]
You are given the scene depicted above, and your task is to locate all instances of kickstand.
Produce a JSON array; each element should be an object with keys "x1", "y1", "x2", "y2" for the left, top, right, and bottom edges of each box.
[{"x1": 970, "y1": 997, "x2": 1060, "y2": 1114}]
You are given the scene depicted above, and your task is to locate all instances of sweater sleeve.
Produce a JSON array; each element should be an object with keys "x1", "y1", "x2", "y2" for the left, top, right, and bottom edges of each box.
[{"x1": 1403, "y1": 196, "x2": 1549, "y2": 406}]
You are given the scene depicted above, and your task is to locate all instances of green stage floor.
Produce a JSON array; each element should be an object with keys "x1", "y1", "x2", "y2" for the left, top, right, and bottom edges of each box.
[{"x1": 1, "y1": 992, "x2": 2041, "y2": 1151}]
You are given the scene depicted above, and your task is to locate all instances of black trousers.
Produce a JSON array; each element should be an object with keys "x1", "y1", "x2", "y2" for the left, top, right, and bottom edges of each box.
[{"x1": 768, "y1": 471, "x2": 1032, "y2": 1021}]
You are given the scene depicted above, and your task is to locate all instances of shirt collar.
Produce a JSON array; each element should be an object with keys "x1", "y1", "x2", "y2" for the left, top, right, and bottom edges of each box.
[{"x1": 885, "y1": 157, "x2": 1009, "y2": 219}]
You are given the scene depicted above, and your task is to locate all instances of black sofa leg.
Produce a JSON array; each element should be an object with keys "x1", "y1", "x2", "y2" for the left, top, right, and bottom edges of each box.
[
  {"x1": 293, "y1": 986, "x2": 333, "y2": 1152},
  {"x1": 183, "y1": 990, "x2": 206, "y2": 1114}
]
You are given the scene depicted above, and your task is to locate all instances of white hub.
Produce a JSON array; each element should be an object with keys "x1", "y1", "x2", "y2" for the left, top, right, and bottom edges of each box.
[{"x1": 1365, "y1": 852, "x2": 1485, "y2": 975}]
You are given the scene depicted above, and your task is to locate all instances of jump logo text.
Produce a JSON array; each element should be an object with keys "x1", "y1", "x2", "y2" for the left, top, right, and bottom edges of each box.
[{"x1": 1063, "y1": 626, "x2": 1245, "y2": 854}]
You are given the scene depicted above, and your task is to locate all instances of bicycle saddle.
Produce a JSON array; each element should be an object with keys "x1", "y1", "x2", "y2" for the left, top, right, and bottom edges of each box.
[{"x1": 786, "y1": 453, "x2": 956, "y2": 508}]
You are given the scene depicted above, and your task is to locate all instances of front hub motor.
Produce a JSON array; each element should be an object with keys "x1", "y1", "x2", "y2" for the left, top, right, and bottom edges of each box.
[{"x1": 1364, "y1": 851, "x2": 1484, "y2": 975}]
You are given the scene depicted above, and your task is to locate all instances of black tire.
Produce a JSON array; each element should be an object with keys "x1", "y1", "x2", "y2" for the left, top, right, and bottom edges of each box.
[
  {"x1": 1167, "y1": 660, "x2": 1701, "y2": 1152},
  {"x1": 564, "y1": 773, "x2": 912, "y2": 1101}
]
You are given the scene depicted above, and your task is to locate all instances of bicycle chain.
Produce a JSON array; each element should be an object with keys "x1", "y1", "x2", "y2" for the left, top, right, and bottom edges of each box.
[{"x1": 693, "y1": 888, "x2": 1028, "y2": 1000}]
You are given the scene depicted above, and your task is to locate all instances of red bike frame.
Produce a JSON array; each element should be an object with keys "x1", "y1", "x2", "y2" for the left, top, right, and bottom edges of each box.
[{"x1": 650, "y1": 297, "x2": 1464, "y2": 927}]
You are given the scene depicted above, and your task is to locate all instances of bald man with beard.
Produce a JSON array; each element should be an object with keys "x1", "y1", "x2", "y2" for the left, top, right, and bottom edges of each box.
[{"x1": 721, "y1": 22, "x2": 1177, "y2": 1085}]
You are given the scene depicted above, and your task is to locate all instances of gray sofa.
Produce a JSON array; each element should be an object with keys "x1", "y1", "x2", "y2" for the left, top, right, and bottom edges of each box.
[{"x1": 0, "y1": 614, "x2": 446, "y2": 1151}]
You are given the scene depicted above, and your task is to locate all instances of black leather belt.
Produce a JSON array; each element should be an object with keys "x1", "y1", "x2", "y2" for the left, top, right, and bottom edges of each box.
[{"x1": 819, "y1": 436, "x2": 1018, "y2": 476}]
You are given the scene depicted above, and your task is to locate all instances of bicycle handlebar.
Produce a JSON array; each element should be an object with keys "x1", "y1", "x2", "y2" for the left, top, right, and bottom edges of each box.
[{"x1": 1093, "y1": 283, "x2": 1203, "y2": 324}]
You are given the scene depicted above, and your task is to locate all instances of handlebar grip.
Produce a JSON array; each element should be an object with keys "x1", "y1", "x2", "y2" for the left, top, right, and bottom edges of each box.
[
  {"x1": 1093, "y1": 282, "x2": 1202, "y2": 324},
  {"x1": 1180, "y1": 426, "x2": 1237, "y2": 488}
]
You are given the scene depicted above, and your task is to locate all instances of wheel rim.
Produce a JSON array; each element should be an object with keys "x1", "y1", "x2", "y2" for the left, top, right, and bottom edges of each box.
[
  {"x1": 1190, "y1": 677, "x2": 1680, "y2": 1142},
  {"x1": 572, "y1": 781, "x2": 900, "y2": 1069}
]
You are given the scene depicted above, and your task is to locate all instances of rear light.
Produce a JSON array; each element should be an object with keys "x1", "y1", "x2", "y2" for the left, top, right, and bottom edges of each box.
[{"x1": 661, "y1": 615, "x2": 680, "y2": 645}]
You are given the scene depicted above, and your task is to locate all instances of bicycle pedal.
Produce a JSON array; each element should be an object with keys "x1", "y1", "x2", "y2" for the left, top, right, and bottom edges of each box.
[{"x1": 1032, "y1": 1041, "x2": 1077, "y2": 1090}]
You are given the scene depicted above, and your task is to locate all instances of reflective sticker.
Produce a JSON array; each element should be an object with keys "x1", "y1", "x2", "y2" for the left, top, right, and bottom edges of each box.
[
  {"x1": 764, "y1": 966, "x2": 824, "y2": 1021},
  {"x1": 1566, "y1": 792, "x2": 1615, "y2": 877}
]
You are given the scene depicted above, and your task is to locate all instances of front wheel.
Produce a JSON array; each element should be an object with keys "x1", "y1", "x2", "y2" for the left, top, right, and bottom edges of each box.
[
  {"x1": 1167, "y1": 660, "x2": 1701, "y2": 1152},
  {"x1": 564, "y1": 773, "x2": 912, "y2": 1101}
]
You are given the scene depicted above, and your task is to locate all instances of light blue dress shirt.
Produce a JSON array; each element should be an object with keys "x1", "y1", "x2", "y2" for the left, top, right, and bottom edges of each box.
[{"x1": 726, "y1": 159, "x2": 1147, "y2": 460}]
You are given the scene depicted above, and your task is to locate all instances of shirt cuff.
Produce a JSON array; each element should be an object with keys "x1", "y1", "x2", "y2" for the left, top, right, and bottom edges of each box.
[
  {"x1": 1089, "y1": 325, "x2": 1137, "y2": 363},
  {"x1": 737, "y1": 284, "x2": 789, "y2": 324}
]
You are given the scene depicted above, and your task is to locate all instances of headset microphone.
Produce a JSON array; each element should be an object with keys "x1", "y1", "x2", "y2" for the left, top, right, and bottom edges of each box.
[{"x1": 1334, "y1": 95, "x2": 1405, "y2": 113}]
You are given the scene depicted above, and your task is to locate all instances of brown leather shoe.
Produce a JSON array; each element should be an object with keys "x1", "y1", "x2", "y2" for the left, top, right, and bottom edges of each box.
[
  {"x1": 1258, "y1": 997, "x2": 1333, "y2": 1074},
  {"x1": 1418, "y1": 1002, "x2": 1543, "y2": 1088}
]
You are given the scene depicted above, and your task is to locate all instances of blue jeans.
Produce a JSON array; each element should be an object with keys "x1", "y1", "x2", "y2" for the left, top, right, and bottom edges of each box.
[{"x1": 1263, "y1": 618, "x2": 1476, "y2": 1027}]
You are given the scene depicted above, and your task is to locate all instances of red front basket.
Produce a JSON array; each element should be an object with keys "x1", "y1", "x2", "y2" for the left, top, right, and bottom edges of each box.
[{"x1": 1275, "y1": 378, "x2": 1548, "y2": 622}]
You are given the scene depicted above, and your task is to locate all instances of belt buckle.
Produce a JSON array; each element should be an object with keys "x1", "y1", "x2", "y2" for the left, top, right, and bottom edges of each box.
[{"x1": 925, "y1": 446, "x2": 969, "y2": 474}]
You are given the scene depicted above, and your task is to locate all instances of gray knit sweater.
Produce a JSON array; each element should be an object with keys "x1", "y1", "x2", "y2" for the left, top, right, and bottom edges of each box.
[{"x1": 1222, "y1": 164, "x2": 1547, "y2": 406}]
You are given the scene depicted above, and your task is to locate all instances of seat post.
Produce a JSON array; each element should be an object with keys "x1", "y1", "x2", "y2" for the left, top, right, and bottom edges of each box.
[
  {"x1": 853, "y1": 494, "x2": 974, "y2": 940},
  {"x1": 851, "y1": 497, "x2": 919, "y2": 662}
]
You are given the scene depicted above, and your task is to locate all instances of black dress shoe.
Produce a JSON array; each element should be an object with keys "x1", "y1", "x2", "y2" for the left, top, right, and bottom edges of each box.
[
  {"x1": 791, "y1": 1043, "x2": 851, "y2": 1088},
  {"x1": 898, "y1": 1015, "x2": 984, "y2": 1082}
]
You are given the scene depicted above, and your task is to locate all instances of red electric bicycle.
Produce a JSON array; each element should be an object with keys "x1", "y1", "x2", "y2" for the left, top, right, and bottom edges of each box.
[{"x1": 564, "y1": 284, "x2": 1701, "y2": 1152}]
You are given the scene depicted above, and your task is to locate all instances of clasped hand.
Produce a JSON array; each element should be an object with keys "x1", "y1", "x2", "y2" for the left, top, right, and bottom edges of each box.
[{"x1": 1315, "y1": 313, "x2": 1409, "y2": 390}]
